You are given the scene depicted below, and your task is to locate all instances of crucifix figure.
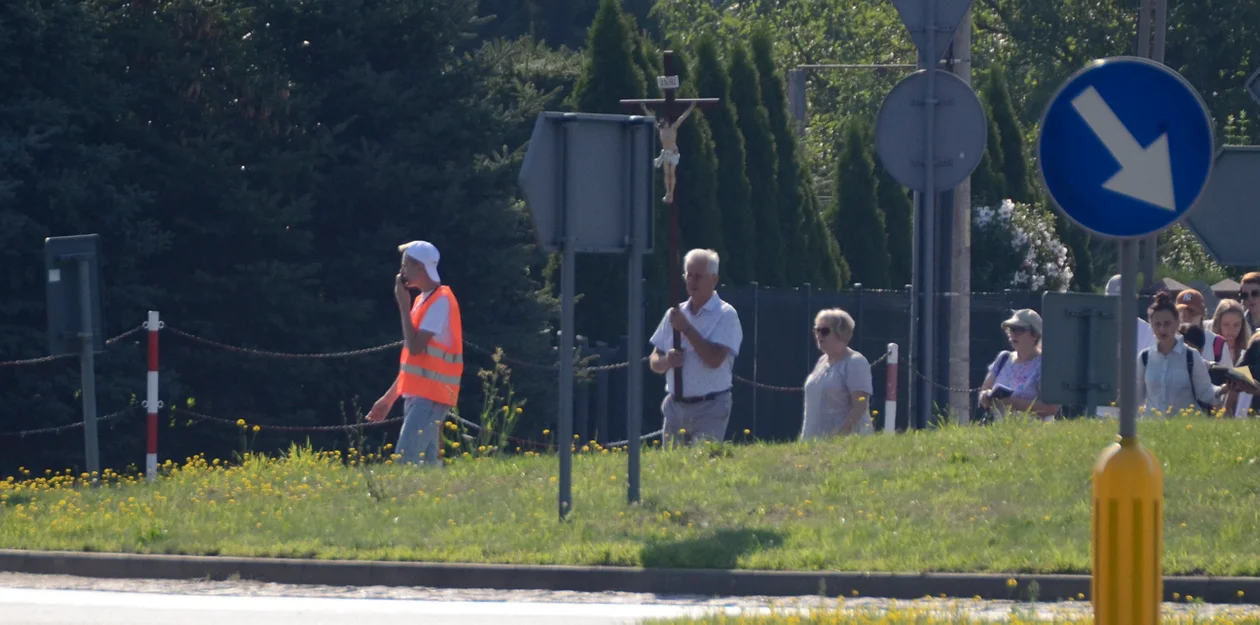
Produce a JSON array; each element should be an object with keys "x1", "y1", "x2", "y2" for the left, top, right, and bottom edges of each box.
[
  {"x1": 641, "y1": 100, "x2": 695, "y2": 202},
  {"x1": 620, "y1": 50, "x2": 720, "y2": 399}
]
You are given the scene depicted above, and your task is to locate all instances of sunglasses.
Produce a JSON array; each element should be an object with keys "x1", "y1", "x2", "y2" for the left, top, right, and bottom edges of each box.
[
  {"x1": 813, "y1": 327, "x2": 831, "y2": 337},
  {"x1": 1241, "y1": 289, "x2": 1260, "y2": 300}
]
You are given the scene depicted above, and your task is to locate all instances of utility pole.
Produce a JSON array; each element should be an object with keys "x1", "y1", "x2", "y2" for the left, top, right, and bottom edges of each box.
[
  {"x1": 1136, "y1": 0, "x2": 1168, "y2": 286},
  {"x1": 948, "y1": 9, "x2": 973, "y2": 423}
]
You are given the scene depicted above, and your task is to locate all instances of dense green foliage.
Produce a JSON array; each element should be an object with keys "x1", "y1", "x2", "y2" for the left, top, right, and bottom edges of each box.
[
  {"x1": 7, "y1": 0, "x2": 1260, "y2": 475},
  {"x1": 1, "y1": 0, "x2": 559, "y2": 475},
  {"x1": 693, "y1": 34, "x2": 756, "y2": 285},
  {"x1": 827, "y1": 121, "x2": 890, "y2": 288}
]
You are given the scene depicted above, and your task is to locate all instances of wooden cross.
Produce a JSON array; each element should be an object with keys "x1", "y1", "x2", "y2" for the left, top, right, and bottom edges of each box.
[{"x1": 619, "y1": 50, "x2": 720, "y2": 400}]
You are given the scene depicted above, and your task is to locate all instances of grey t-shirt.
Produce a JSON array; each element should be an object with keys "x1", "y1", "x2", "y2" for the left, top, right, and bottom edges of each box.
[{"x1": 801, "y1": 351, "x2": 874, "y2": 439}]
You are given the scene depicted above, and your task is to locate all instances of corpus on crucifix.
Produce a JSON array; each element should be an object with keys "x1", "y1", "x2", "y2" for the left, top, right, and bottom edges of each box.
[{"x1": 620, "y1": 49, "x2": 720, "y2": 398}]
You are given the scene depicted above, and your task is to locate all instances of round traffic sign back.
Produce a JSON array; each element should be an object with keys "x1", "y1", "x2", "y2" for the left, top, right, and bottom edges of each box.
[{"x1": 874, "y1": 69, "x2": 987, "y2": 193}]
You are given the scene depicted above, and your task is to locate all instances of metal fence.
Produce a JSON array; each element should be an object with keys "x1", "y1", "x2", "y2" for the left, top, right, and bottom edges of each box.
[{"x1": 571, "y1": 285, "x2": 1042, "y2": 445}]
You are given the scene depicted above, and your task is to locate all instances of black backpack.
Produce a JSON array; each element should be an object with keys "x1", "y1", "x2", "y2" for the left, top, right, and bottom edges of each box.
[{"x1": 1140, "y1": 348, "x2": 1213, "y2": 412}]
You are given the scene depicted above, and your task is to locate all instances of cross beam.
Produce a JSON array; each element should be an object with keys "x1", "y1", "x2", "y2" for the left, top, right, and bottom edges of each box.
[{"x1": 618, "y1": 49, "x2": 721, "y2": 403}]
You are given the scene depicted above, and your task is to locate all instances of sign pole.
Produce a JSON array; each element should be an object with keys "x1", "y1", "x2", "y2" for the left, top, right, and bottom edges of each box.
[
  {"x1": 1035, "y1": 57, "x2": 1214, "y2": 625},
  {"x1": 626, "y1": 119, "x2": 647, "y2": 504},
  {"x1": 917, "y1": 0, "x2": 938, "y2": 430},
  {"x1": 556, "y1": 115, "x2": 575, "y2": 521},
  {"x1": 78, "y1": 258, "x2": 100, "y2": 478}
]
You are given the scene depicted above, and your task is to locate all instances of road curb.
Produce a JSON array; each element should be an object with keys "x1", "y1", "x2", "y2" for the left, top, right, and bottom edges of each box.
[{"x1": 0, "y1": 549, "x2": 1257, "y2": 604}]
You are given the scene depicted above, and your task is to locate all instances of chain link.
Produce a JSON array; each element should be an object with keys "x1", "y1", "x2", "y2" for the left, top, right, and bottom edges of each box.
[
  {"x1": 172, "y1": 407, "x2": 404, "y2": 432},
  {"x1": 909, "y1": 366, "x2": 986, "y2": 394},
  {"x1": 0, "y1": 407, "x2": 136, "y2": 437},
  {"x1": 0, "y1": 325, "x2": 146, "y2": 368},
  {"x1": 735, "y1": 349, "x2": 894, "y2": 393},
  {"x1": 168, "y1": 328, "x2": 403, "y2": 359}
]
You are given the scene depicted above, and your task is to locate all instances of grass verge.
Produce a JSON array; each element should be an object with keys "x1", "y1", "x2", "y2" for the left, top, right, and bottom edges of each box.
[
  {"x1": 643, "y1": 604, "x2": 1260, "y2": 624},
  {"x1": 2, "y1": 416, "x2": 1258, "y2": 575}
]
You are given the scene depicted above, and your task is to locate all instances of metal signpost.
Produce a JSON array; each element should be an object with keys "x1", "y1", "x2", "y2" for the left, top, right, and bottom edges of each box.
[
  {"x1": 519, "y1": 112, "x2": 656, "y2": 519},
  {"x1": 44, "y1": 234, "x2": 106, "y2": 477},
  {"x1": 1036, "y1": 56, "x2": 1214, "y2": 625},
  {"x1": 1186, "y1": 146, "x2": 1260, "y2": 266},
  {"x1": 619, "y1": 51, "x2": 719, "y2": 503},
  {"x1": 1039, "y1": 292, "x2": 1118, "y2": 417},
  {"x1": 877, "y1": 0, "x2": 983, "y2": 430},
  {"x1": 1184, "y1": 70, "x2": 1260, "y2": 266}
]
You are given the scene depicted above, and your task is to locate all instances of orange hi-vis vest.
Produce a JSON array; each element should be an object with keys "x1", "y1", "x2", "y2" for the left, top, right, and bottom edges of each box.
[{"x1": 398, "y1": 285, "x2": 463, "y2": 406}]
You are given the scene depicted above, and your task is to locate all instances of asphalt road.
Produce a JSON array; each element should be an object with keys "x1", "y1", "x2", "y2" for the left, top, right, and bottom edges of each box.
[{"x1": 0, "y1": 587, "x2": 740, "y2": 625}]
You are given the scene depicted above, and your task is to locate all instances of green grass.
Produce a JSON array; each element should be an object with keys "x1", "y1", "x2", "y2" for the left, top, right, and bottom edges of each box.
[
  {"x1": 2, "y1": 416, "x2": 1259, "y2": 575},
  {"x1": 643, "y1": 605, "x2": 1260, "y2": 624}
]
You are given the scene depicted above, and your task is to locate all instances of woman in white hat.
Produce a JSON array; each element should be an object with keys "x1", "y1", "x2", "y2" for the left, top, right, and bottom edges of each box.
[{"x1": 977, "y1": 309, "x2": 1059, "y2": 422}]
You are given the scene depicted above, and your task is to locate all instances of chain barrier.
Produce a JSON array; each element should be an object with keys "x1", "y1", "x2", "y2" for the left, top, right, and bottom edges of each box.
[
  {"x1": 0, "y1": 407, "x2": 136, "y2": 437},
  {"x1": 0, "y1": 325, "x2": 146, "y2": 367},
  {"x1": 733, "y1": 349, "x2": 893, "y2": 393},
  {"x1": 165, "y1": 328, "x2": 647, "y2": 374},
  {"x1": 167, "y1": 328, "x2": 403, "y2": 359},
  {"x1": 909, "y1": 366, "x2": 986, "y2": 394},
  {"x1": 172, "y1": 407, "x2": 403, "y2": 432}
]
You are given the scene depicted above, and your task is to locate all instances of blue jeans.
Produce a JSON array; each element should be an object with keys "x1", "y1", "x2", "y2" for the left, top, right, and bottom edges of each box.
[{"x1": 397, "y1": 397, "x2": 448, "y2": 466}]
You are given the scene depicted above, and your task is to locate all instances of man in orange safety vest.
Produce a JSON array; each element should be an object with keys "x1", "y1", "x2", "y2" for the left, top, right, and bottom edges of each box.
[{"x1": 367, "y1": 240, "x2": 463, "y2": 466}]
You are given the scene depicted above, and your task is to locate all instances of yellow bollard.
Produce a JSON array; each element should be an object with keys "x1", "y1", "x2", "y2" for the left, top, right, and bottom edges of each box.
[{"x1": 1093, "y1": 435, "x2": 1164, "y2": 624}]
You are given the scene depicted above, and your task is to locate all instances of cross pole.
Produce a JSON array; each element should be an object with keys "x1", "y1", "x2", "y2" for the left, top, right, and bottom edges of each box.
[{"x1": 619, "y1": 50, "x2": 720, "y2": 400}]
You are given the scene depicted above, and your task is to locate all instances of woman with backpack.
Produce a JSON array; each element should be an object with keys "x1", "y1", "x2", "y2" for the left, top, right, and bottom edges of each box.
[
  {"x1": 977, "y1": 309, "x2": 1059, "y2": 422},
  {"x1": 1138, "y1": 292, "x2": 1228, "y2": 416}
]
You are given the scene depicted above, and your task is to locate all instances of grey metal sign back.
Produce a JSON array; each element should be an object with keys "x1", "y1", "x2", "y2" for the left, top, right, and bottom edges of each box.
[
  {"x1": 875, "y1": 69, "x2": 987, "y2": 193},
  {"x1": 518, "y1": 111, "x2": 656, "y2": 520},
  {"x1": 1185, "y1": 146, "x2": 1260, "y2": 266},
  {"x1": 518, "y1": 112, "x2": 655, "y2": 255},
  {"x1": 1040, "y1": 292, "x2": 1119, "y2": 408},
  {"x1": 891, "y1": 0, "x2": 974, "y2": 65}
]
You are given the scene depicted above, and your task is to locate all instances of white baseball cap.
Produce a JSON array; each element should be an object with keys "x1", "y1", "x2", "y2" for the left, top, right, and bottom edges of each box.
[{"x1": 401, "y1": 240, "x2": 440, "y2": 282}]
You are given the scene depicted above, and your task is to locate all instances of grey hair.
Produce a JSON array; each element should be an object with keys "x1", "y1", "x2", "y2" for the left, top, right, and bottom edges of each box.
[
  {"x1": 683, "y1": 248, "x2": 720, "y2": 276},
  {"x1": 815, "y1": 308, "x2": 855, "y2": 342}
]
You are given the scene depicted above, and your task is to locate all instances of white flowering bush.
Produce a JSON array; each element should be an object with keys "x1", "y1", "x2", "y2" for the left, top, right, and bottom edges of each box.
[{"x1": 972, "y1": 199, "x2": 1073, "y2": 292}]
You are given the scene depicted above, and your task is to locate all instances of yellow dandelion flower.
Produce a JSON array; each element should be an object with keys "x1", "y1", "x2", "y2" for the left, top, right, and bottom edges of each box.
[
  {"x1": 543, "y1": 429, "x2": 551, "y2": 436},
  {"x1": 236, "y1": 419, "x2": 246, "y2": 427},
  {"x1": 252, "y1": 425, "x2": 261, "y2": 433}
]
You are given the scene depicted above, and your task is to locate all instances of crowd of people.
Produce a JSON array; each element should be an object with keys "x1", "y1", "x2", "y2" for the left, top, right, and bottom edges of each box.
[
  {"x1": 975, "y1": 273, "x2": 1260, "y2": 422},
  {"x1": 374, "y1": 242, "x2": 1259, "y2": 466}
]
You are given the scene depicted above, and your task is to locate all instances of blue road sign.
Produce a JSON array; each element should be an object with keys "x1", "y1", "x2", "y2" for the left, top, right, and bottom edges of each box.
[{"x1": 1037, "y1": 56, "x2": 1214, "y2": 239}]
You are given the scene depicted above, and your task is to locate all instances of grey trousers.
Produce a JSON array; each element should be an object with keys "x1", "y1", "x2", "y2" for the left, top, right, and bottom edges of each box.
[
  {"x1": 397, "y1": 396, "x2": 449, "y2": 466},
  {"x1": 660, "y1": 392, "x2": 732, "y2": 446}
]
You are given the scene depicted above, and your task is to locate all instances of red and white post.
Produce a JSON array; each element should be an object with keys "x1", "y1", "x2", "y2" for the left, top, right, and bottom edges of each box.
[
  {"x1": 144, "y1": 311, "x2": 161, "y2": 481},
  {"x1": 883, "y1": 343, "x2": 898, "y2": 435}
]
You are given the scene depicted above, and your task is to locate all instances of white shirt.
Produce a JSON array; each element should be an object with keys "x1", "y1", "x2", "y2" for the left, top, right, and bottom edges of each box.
[
  {"x1": 1135, "y1": 318, "x2": 1155, "y2": 358},
  {"x1": 416, "y1": 289, "x2": 452, "y2": 346},
  {"x1": 1136, "y1": 338, "x2": 1219, "y2": 416},
  {"x1": 1197, "y1": 327, "x2": 1232, "y2": 366},
  {"x1": 650, "y1": 293, "x2": 742, "y2": 397}
]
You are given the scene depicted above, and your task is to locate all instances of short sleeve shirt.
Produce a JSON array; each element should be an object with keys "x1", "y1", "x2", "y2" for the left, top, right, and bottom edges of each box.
[
  {"x1": 650, "y1": 293, "x2": 742, "y2": 397},
  {"x1": 801, "y1": 351, "x2": 874, "y2": 439}
]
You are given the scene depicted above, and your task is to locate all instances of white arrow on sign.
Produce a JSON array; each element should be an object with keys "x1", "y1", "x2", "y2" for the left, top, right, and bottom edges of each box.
[{"x1": 1070, "y1": 86, "x2": 1176, "y2": 211}]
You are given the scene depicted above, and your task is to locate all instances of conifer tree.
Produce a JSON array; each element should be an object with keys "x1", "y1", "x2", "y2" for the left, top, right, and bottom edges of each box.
[
  {"x1": 558, "y1": 0, "x2": 646, "y2": 342},
  {"x1": 727, "y1": 40, "x2": 785, "y2": 285},
  {"x1": 971, "y1": 110, "x2": 1006, "y2": 208},
  {"x1": 877, "y1": 159, "x2": 914, "y2": 288},
  {"x1": 750, "y1": 26, "x2": 822, "y2": 286},
  {"x1": 983, "y1": 66, "x2": 1033, "y2": 204},
  {"x1": 827, "y1": 120, "x2": 890, "y2": 288},
  {"x1": 693, "y1": 33, "x2": 756, "y2": 284}
]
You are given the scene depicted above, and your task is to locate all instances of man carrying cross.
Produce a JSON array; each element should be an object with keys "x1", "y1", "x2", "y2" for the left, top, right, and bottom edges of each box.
[
  {"x1": 621, "y1": 50, "x2": 720, "y2": 403},
  {"x1": 641, "y1": 100, "x2": 696, "y2": 202}
]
